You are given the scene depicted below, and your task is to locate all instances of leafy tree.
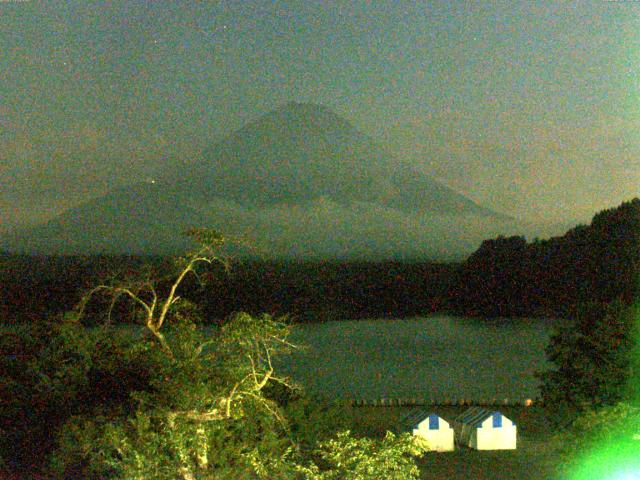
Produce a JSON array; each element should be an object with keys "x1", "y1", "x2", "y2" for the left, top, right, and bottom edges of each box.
[
  {"x1": 0, "y1": 313, "x2": 131, "y2": 472},
  {"x1": 537, "y1": 299, "x2": 636, "y2": 424},
  {"x1": 32, "y1": 229, "x2": 426, "y2": 479},
  {"x1": 298, "y1": 430, "x2": 425, "y2": 480},
  {"x1": 47, "y1": 230, "x2": 294, "y2": 478},
  {"x1": 283, "y1": 395, "x2": 353, "y2": 452},
  {"x1": 49, "y1": 313, "x2": 300, "y2": 479}
]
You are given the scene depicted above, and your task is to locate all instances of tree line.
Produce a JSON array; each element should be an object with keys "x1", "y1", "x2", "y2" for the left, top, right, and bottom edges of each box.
[
  {"x1": 0, "y1": 255, "x2": 456, "y2": 324},
  {"x1": 2, "y1": 198, "x2": 639, "y2": 324},
  {"x1": 451, "y1": 198, "x2": 640, "y2": 318}
]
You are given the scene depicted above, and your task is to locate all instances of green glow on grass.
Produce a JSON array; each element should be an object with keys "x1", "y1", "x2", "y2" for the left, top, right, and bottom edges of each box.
[{"x1": 568, "y1": 438, "x2": 640, "y2": 480}]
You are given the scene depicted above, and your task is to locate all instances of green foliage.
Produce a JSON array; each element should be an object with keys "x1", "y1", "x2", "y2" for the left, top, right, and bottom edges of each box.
[
  {"x1": 47, "y1": 314, "x2": 424, "y2": 479},
  {"x1": 51, "y1": 406, "x2": 291, "y2": 479},
  {"x1": 29, "y1": 313, "x2": 95, "y2": 403},
  {"x1": 2, "y1": 239, "x2": 425, "y2": 479},
  {"x1": 538, "y1": 299, "x2": 636, "y2": 423},
  {"x1": 623, "y1": 297, "x2": 640, "y2": 403},
  {"x1": 298, "y1": 430, "x2": 426, "y2": 480},
  {"x1": 0, "y1": 313, "x2": 138, "y2": 471},
  {"x1": 284, "y1": 396, "x2": 353, "y2": 451},
  {"x1": 48, "y1": 310, "x2": 296, "y2": 478}
]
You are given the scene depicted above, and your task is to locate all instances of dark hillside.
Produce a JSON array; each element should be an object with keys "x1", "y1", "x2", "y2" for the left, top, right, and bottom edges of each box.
[{"x1": 451, "y1": 198, "x2": 640, "y2": 317}]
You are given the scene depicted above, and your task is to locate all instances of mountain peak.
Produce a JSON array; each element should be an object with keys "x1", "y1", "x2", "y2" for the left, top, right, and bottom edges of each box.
[
  {"x1": 262, "y1": 102, "x2": 350, "y2": 131},
  {"x1": 278, "y1": 101, "x2": 332, "y2": 113},
  {"x1": 177, "y1": 101, "x2": 501, "y2": 217}
]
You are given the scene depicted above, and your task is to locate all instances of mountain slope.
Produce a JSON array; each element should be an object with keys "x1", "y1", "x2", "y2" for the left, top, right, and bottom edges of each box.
[
  {"x1": 2, "y1": 183, "x2": 201, "y2": 254},
  {"x1": 172, "y1": 102, "x2": 500, "y2": 216},
  {"x1": 2, "y1": 102, "x2": 509, "y2": 256}
]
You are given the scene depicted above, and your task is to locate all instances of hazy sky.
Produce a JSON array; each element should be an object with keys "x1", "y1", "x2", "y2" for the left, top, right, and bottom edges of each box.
[{"x1": 1, "y1": 0, "x2": 638, "y2": 227}]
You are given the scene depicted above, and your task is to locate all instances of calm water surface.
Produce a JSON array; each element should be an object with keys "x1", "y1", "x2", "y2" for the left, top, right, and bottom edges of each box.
[
  {"x1": 1, "y1": 315, "x2": 555, "y2": 401},
  {"x1": 276, "y1": 315, "x2": 556, "y2": 401}
]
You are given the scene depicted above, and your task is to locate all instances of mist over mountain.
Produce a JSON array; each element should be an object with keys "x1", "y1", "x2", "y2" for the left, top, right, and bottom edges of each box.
[{"x1": 2, "y1": 103, "x2": 524, "y2": 259}]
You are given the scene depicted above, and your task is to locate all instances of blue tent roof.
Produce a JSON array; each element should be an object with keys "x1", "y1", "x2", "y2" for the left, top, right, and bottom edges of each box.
[
  {"x1": 454, "y1": 408, "x2": 512, "y2": 428},
  {"x1": 398, "y1": 409, "x2": 446, "y2": 431}
]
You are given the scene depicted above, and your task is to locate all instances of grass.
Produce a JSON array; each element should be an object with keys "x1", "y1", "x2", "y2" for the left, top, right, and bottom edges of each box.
[{"x1": 349, "y1": 405, "x2": 563, "y2": 480}]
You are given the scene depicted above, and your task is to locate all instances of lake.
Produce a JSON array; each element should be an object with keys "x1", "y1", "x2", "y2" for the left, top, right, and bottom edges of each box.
[
  {"x1": 276, "y1": 315, "x2": 556, "y2": 402},
  {"x1": 1, "y1": 314, "x2": 556, "y2": 403}
]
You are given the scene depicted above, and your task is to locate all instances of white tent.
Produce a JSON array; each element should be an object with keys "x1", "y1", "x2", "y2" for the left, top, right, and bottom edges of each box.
[
  {"x1": 453, "y1": 407, "x2": 517, "y2": 450},
  {"x1": 399, "y1": 409, "x2": 455, "y2": 452}
]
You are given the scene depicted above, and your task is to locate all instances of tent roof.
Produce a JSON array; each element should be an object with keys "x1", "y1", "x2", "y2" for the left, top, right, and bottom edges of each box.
[
  {"x1": 398, "y1": 409, "x2": 443, "y2": 430},
  {"x1": 454, "y1": 407, "x2": 511, "y2": 428}
]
